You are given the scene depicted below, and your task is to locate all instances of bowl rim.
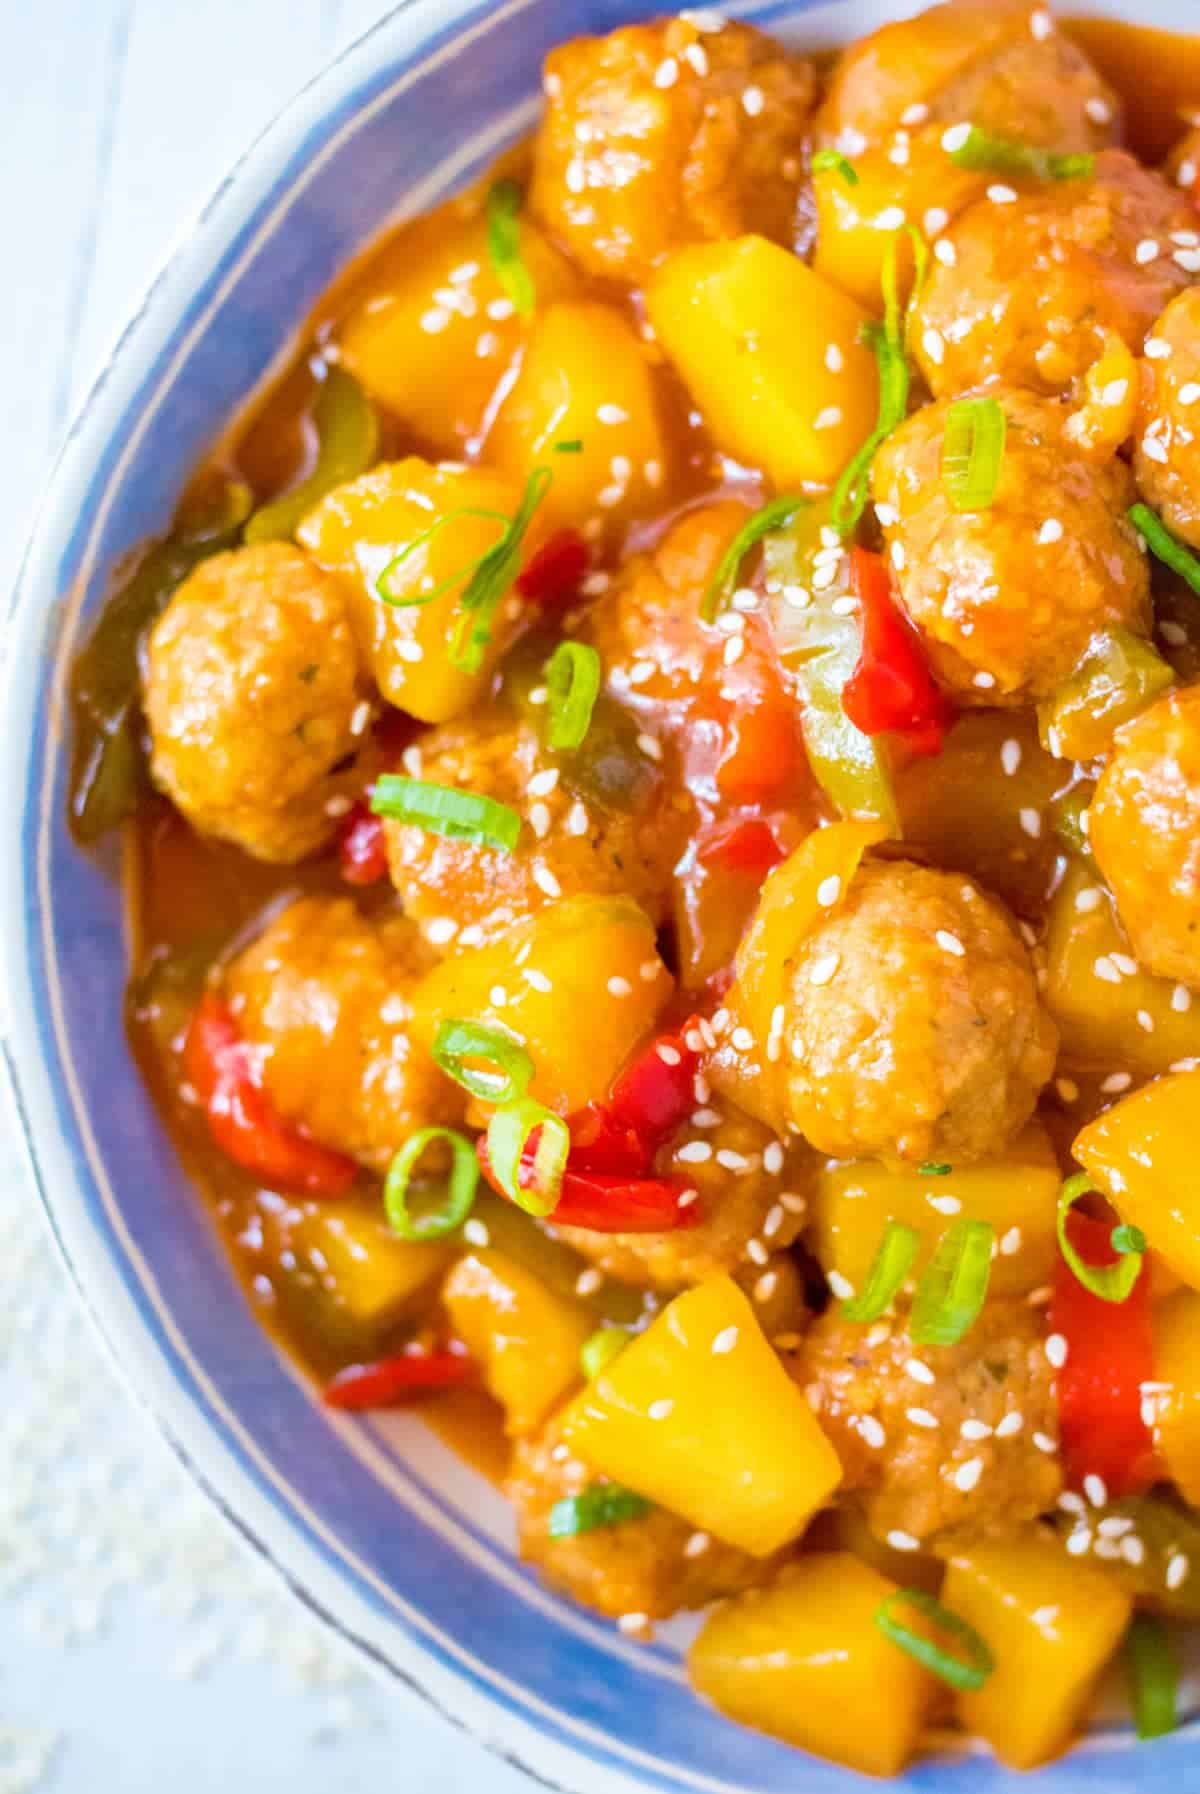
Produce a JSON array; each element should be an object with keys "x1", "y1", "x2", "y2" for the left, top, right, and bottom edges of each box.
[{"x1": 4, "y1": 0, "x2": 1199, "y2": 1788}]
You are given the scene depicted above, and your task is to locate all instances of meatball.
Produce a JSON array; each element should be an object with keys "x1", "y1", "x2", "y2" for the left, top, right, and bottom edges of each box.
[
  {"x1": 553, "y1": 1102, "x2": 807, "y2": 1290},
  {"x1": 872, "y1": 387, "x2": 1149, "y2": 705},
  {"x1": 1089, "y1": 686, "x2": 1200, "y2": 988},
  {"x1": 384, "y1": 707, "x2": 683, "y2": 947},
  {"x1": 913, "y1": 152, "x2": 1197, "y2": 400},
  {"x1": 796, "y1": 1297, "x2": 1062, "y2": 1546},
  {"x1": 224, "y1": 897, "x2": 462, "y2": 1171},
  {"x1": 507, "y1": 1415, "x2": 779, "y2": 1621},
  {"x1": 144, "y1": 542, "x2": 364, "y2": 863},
  {"x1": 721, "y1": 858, "x2": 1057, "y2": 1165},
  {"x1": 1135, "y1": 288, "x2": 1200, "y2": 548},
  {"x1": 820, "y1": 0, "x2": 1118, "y2": 157},
  {"x1": 530, "y1": 18, "x2": 815, "y2": 285}
]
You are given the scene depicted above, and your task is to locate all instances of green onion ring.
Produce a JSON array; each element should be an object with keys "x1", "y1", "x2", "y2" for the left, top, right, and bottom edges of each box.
[
  {"x1": 384, "y1": 1127, "x2": 479, "y2": 1241},
  {"x1": 451, "y1": 465, "x2": 553, "y2": 671},
  {"x1": 875, "y1": 1588, "x2": 995, "y2": 1692},
  {"x1": 841, "y1": 1222, "x2": 921, "y2": 1323},
  {"x1": 548, "y1": 1484, "x2": 651, "y2": 1538},
  {"x1": 910, "y1": 1217, "x2": 995, "y2": 1347},
  {"x1": 942, "y1": 397, "x2": 1007, "y2": 512},
  {"x1": 374, "y1": 506, "x2": 510, "y2": 607},
  {"x1": 545, "y1": 640, "x2": 602, "y2": 751},
  {"x1": 943, "y1": 124, "x2": 1095, "y2": 183},
  {"x1": 1125, "y1": 1612, "x2": 1178, "y2": 1741},
  {"x1": 370, "y1": 776, "x2": 522, "y2": 851},
  {"x1": 486, "y1": 178, "x2": 535, "y2": 317},
  {"x1": 701, "y1": 495, "x2": 807, "y2": 623},
  {"x1": 811, "y1": 148, "x2": 860, "y2": 185},
  {"x1": 1130, "y1": 503, "x2": 1200, "y2": 598},
  {"x1": 487, "y1": 1098, "x2": 570, "y2": 1217},
  {"x1": 432, "y1": 1020, "x2": 534, "y2": 1104},
  {"x1": 1056, "y1": 1171, "x2": 1146, "y2": 1303}
]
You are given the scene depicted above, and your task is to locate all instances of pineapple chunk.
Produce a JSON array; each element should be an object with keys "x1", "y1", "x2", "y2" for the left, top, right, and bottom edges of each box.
[{"x1": 442, "y1": 1250, "x2": 592, "y2": 1437}]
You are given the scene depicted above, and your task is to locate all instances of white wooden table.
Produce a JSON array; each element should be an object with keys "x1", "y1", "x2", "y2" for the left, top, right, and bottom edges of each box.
[{"x1": 0, "y1": 7, "x2": 537, "y2": 1790}]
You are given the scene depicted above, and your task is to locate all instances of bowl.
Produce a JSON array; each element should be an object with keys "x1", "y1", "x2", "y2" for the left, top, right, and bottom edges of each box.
[{"x1": 5, "y1": 0, "x2": 1198, "y2": 1788}]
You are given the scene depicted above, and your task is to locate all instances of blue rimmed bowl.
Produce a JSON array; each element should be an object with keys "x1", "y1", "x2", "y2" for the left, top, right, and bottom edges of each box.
[{"x1": 5, "y1": 0, "x2": 1198, "y2": 1787}]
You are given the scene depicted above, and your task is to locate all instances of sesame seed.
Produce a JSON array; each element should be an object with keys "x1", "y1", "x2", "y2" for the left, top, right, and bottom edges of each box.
[
  {"x1": 523, "y1": 968, "x2": 553, "y2": 993},
  {"x1": 906, "y1": 1358, "x2": 936, "y2": 1385},
  {"x1": 677, "y1": 1187, "x2": 700, "y2": 1208},
  {"x1": 1135, "y1": 239, "x2": 1161, "y2": 265},
  {"x1": 876, "y1": 204, "x2": 907, "y2": 230},
  {"x1": 942, "y1": 123, "x2": 971, "y2": 153},
  {"x1": 960, "y1": 1419, "x2": 992, "y2": 1442},
  {"x1": 928, "y1": 1194, "x2": 962, "y2": 1216},
  {"x1": 684, "y1": 1531, "x2": 711, "y2": 1558},
  {"x1": 887, "y1": 1529, "x2": 921, "y2": 1551},
  {"x1": 1101, "y1": 1071, "x2": 1132, "y2": 1093},
  {"x1": 1145, "y1": 337, "x2": 1171, "y2": 360},
  {"x1": 988, "y1": 183, "x2": 1018, "y2": 204},
  {"x1": 653, "y1": 56, "x2": 678, "y2": 88},
  {"x1": 1019, "y1": 808, "x2": 1042, "y2": 838},
  {"x1": 529, "y1": 801, "x2": 551, "y2": 839},
  {"x1": 648, "y1": 1398, "x2": 674, "y2": 1420},
  {"x1": 808, "y1": 952, "x2": 841, "y2": 987},
  {"x1": 974, "y1": 670, "x2": 996, "y2": 689},
  {"x1": 824, "y1": 343, "x2": 844, "y2": 373},
  {"x1": 763, "y1": 1141, "x2": 784, "y2": 1175},
  {"x1": 463, "y1": 1218, "x2": 490, "y2": 1246},
  {"x1": 1037, "y1": 518, "x2": 1064, "y2": 545},
  {"x1": 420, "y1": 307, "x2": 451, "y2": 334},
  {"x1": 763, "y1": 1204, "x2": 785, "y2": 1240},
  {"x1": 954, "y1": 1457, "x2": 984, "y2": 1492},
  {"x1": 527, "y1": 767, "x2": 560, "y2": 798},
  {"x1": 731, "y1": 1027, "x2": 755, "y2": 1053},
  {"x1": 746, "y1": 1238, "x2": 769, "y2": 1266},
  {"x1": 813, "y1": 405, "x2": 843, "y2": 430},
  {"x1": 934, "y1": 239, "x2": 957, "y2": 266},
  {"x1": 828, "y1": 1270, "x2": 856, "y2": 1301},
  {"x1": 817, "y1": 875, "x2": 842, "y2": 907},
  {"x1": 1180, "y1": 383, "x2": 1200, "y2": 406},
  {"x1": 907, "y1": 1407, "x2": 939, "y2": 1429},
  {"x1": 716, "y1": 1148, "x2": 751, "y2": 1172},
  {"x1": 875, "y1": 501, "x2": 899, "y2": 527},
  {"x1": 533, "y1": 865, "x2": 562, "y2": 898},
  {"x1": 683, "y1": 41, "x2": 709, "y2": 76},
  {"x1": 999, "y1": 1226, "x2": 1022, "y2": 1256},
  {"x1": 859, "y1": 1415, "x2": 887, "y2": 1449},
  {"x1": 891, "y1": 540, "x2": 907, "y2": 572},
  {"x1": 1086, "y1": 95, "x2": 1113, "y2": 124},
  {"x1": 1167, "y1": 1552, "x2": 1190, "y2": 1589},
  {"x1": 780, "y1": 1192, "x2": 807, "y2": 1215},
  {"x1": 597, "y1": 402, "x2": 628, "y2": 425},
  {"x1": 677, "y1": 1141, "x2": 713, "y2": 1165},
  {"x1": 427, "y1": 917, "x2": 458, "y2": 946},
  {"x1": 618, "y1": 1612, "x2": 651, "y2": 1637},
  {"x1": 1058, "y1": 1491, "x2": 1086, "y2": 1515},
  {"x1": 1065, "y1": 1527, "x2": 1092, "y2": 1556},
  {"x1": 1100, "y1": 377, "x2": 1129, "y2": 405},
  {"x1": 754, "y1": 1270, "x2": 779, "y2": 1305},
  {"x1": 1045, "y1": 1333, "x2": 1068, "y2": 1370},
  {"x1": 1097, "y1": 1515, "x2": 1134, "y2": 1539},
  {"x1": 1075, "y1": 887, "x2": 1101, "y2": 913},
  {"x1": 1093, "y1": 956, "x2": 1121, "y2": 984},
  {"x1": 922, "y1": 327, "x2": 945, "y2": 366},
  {"x1": 1084, "y1": 1473, "x2": 1108, "y2": 1508},
  {"x1": 1175, "y1": 248, "x2": 1200, "y2": 273},
  {"x1": 923, "y1": 205, "x2": 949, "y2": 237},
  {"x1": 576, "y1": 1267, "x2": 603, "y2": 1296},
  {"x1": 741, "y1": 84, "x2": 764, "y2": 117},
  {"x1": 636, "y1": 733, "x2": 662, "y2": 761},
  {"x1": 1174, "y1": 984, "x2": 1193, "y2": 1012},
  {"x1": 936, "y1": 929, "x2": 965, "y2": 957},
  {"x1": 1137, "y1": 1009, "x2": 1155, "y2": 1033},
  {"x1": 1030, "y1": 8, "x2": 1052, "y2": 38},
  {"x1": 1000, "y1": 738, "x2": 1021, "y2": 776}
]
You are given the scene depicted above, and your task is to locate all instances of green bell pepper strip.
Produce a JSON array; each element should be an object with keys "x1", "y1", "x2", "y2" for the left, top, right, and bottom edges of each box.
[
  {"x1": 243, "y1": 366, "x2": 379, "y2": 543},
  {"x1": 1037, "y1": 627, "x2": 1174, "y2": 761},
  {"x1": 763, "y1": 509, "x2": 900, "y2": 831},
  {"x1": 69, "y1": 476, "x2": 253, "y2": 842}
]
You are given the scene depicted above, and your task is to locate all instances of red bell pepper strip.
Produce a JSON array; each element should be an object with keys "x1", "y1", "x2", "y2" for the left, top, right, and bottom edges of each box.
[
  {"x1": 477, "y1": 1133, "x2": 701, "y2": 1233},
  {"x1": 695, "y1": 817, "x2": 785, "y2": 875},
  {"x1": 1050, "y1": 1210, "x2": 1162, "y2": 1498},
  {"x1": 716, "y1": 689, "x2": 803, "y2": 804},
  {"x1": 841, "y1": 547, "x2": 952, "y2": 756},
  {"x1": 567, "y1": 1103, "x2": 652, "y2": 1177},
  {"x1": 322, "y1": 1347, "x2": 477, "y2": 1410},
  {"x1": 185, "y1": 992, "x2": 358, "y2": 1198},
  {"x1": 337, "y1": 801, "x2": 389, "y2": 885},
  {"x1": 517, "y1": 529, "x2": 590, "y2": 603},
  {"x1": 606, "y1": 1023, "x2": 700, "y2": 1144}
]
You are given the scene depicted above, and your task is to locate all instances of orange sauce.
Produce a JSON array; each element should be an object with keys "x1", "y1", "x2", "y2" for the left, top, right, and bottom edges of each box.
[{"x1": 1066, "y1": 17, "x2": 1200, "y2": 161}]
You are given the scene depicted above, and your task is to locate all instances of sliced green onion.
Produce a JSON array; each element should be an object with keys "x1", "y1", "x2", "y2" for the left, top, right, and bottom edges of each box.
[
  {"x1": 1130, "y1": 503, "x2": 1200, "y2": 598},
  {"x1": 432, "y1": 1020, "x2": 533, "y2": 1104},
  {"x1": 548, "y1": 1484, "x2": 651, "y2": 1538},
  {"x1": 486, "y1": 178, "x2": 535, "y2": 317},
  {"x1": 919, "y1": 1162, "x2": 953, "y2": 1176},
  {"x1": 842, "y1": 1222, "x2": 921, "y2": 1323},
  {"x1": 486, "y1": 1098, "x2": 570, "y2": 1217},
  {"x1": 701, "y1": 496, "x2": 806, "y2": 623},
  {"x1": 830, "y1": 227, "x2": 926, "y2": 538},
  {"x1": 910, "y1": 1217, "x2": 994, "y2": 1347},
  {"x1": 370, "y1": 776, "x2": 522, "y2": 851},
  {"x1": 811, "y1": 148, "x2": 860, "y2": 185},
  {"x1": 384, "y1": 1127, "x2": 479, "y2": 1241},
  {"x1": 1125, "y1": 1612, "x2": 1178, "y2": 1740},
  {"x1": 943, "y1": 125, "x2": 1095, "y2": 182},
  {"x1": 942, "y1": 397, "x2": 1007, "y2": 512},
  {"x1": 875, "y1": 1589, "x2": 995, "y2": 1692},
  {"x1": 1056, "y1": 1171, "x2": 1145, "y2": 1303},
  {"x1": 555, "y1": 439, "x2": 583, "y2": 454},
  {"x1": 244, "y1": 367, "x2": 379, "y2": 543},
  {"x1": 544, "y1": 640, "x2": 602, "y2": 751},
  {"x1": 451, "y1": 466, "x2": 553, "y2": 671},
  {"x1": 580, "y1": 1327, "x2": 630, "y2": 1379},
  {"x1": 374, "y1": 506, "x2": 509, "y2": 608}
]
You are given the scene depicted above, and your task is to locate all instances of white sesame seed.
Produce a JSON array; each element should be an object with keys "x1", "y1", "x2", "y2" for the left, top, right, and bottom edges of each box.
[
  {"x1": 974, "y1": 670, "x2": 996, "y2": 689},
  {"x1": 684, "y1": 1531, "x2": 711, "y2": 1558},
  {"x1": 1045, "y1": 1333, "x2": 1068, "y2": 1370},
  {"x1": 676, "y1": 1141, "x2": 712, "y2": 1164},
  {"x1": 597, "y1": 402, "x2": 628, "y2": 425},
  {"x1": 928, "y1": 1194, "x2": 962, "y2": 1216},
  {"x1": 1145, "y1": 337, "x2": 1171, "y2": 360},
  {"x1": 999, "y1": 1226, "x2": 1022, "y2": 1257},
  {"x1": 859, "y1": 1415, "x2": 886, "y2": 1449},
  {"x1": 960, "y1": 1419, "x2": 992, "y2": 1442},
  {"x1": 618, "y1": 1612, "x2": 651, "y2": 1636},
  {"x1": 1100, "y1": 377, "x2": 1129, "y2": 406},
  {"x1": 1000, "y1": 738, "x2": 1022, "y2": 777},
  {"x1": 887, "y1": 1529, "x2": 921, "y2": 1551},
  {"x1": 636, "y1": 733, "x2": 662, "y2": 762},
  {"x1": 906, "y1": 1358, "x2": 936, "y2": 1386},
  {"x1": 1174, "y1": 247, "x2": 1200, "y2": 273},
  {"x1": 763, "y1": 1141, "x2": 784, "y2": 1176},
  {"x1": 828, "y1": 1270, "x2": 856, "y2": 1301},
  {"x1": 653, "y1": 56, "x2": 678, "y2": 89},
  {"x1": 907, "y1": 1407, "x2": 939, "y2": 1429},
  {"x1": 816, "y1": 875, "x2": 842, "y2": 908},
  {"x1": 1075, "y1": 887, "x2": 1101, "y2": 913},
  {"x1": 922, "y1": 327, "x2": 945, "y2": 366},
  {"x1": 427, "y1": 917, "x2": 458, "y2": 946},
  {"x1": 683, "y1": 41, "x2": 709, "y2": 76},
  {"x1": 1180, "y1": 383, "x2": 1200, "y2": 406},
  {"x1": 529, "y1": 801, "x2": 551, "y2": 839},
  {"x1": 1101, "y1": 1071, "x2": 1132, "y2": 1093},
  {"x1": 1019, "y1": 807, "x2": 1042, "y2": 839},
  {"x1": 1167, "y1": 1552, "x2": 1190, "y2": 1589},
  {"x1": 923, "y1": 205, "x2": 949, "y2": 237},
  {"x1": 1086, "y1": 95, "x2": 1113, "y2": 124},
  {"x1": 824, "y1": 342, "x2": 844, "y2": 373},
  {"x1": 1174, "y1": 984, "x2": 1193, "y2": 1012},
  {"x1": 527, "y1": 767, "x2": 560, "y2": 798},
  {"x1": 1084, "y1": 1473, "x2": 1108, "y2": 1508},
  {"x1": 648, "y1": 1398, "x2": 674, "y2": 1420},
  {"x1": 942, "y1": 123, "x2": 972, "y2": 152},
  {"x1": 741, "y1": 84, "x2": 764, "y2": 117},
  {"x1": 1135, "y1": 239, "x2": 1161, "y2": 265},
  {"x1": 935, "y1": 238, "x2": 958, "y2": 267},
  {"x1": 1030, "y1": 8, "x2": 1052, "y2": 38},
  {"x1": 463, "y1": 1218, "x2": 490, "y2": 1246},
  {"x1": 1059, "y1": 1491, "x2": 1086, "y2": 1515},
  {"x1": 1093, "y1": 956, "x2": 1121, "y2": 985},
  {"x1": 813, "y1": 405, "x2": 843, "y2": 431},
  {"x1": 954, "y1": 1457, "x2": 984, "y2": 1492},
  {"x1": 576, "y1": 1267, "x2": 603, "y2": 1296},
  {"x1": 1065, "y1": 1527, "x2": 1092, "y2": 1555},
  {"x1": 876, "y1": 204, "x2": 907, "y2": 230},
  {"x1": 1037, "y1": 518, "x2": 1064, "y2": 545},
  {"x1": 1098, "y1": 1515, "x2": 1134, "y2": 1539},
  {"x1": 606, "y1": 973, "x2": 632, "y2": 998},
  {"x1": 523, "y1": 968, "x2": 553, "y2": 993},
  {"x1": 996, "y1": 1411, "x2": 1025, "y2": 1439},
  {"x1": 808, "y1": 952, "x2": 841, "y2": 987},
  {"x1": 988, "y1": 183, "x2": 1018, "y2": 205},
  {"x1": 533, "y1": 865, "x2": 562, "y2": 898},
  {"x1": 730, "y1": 1027, "x2": 755, "y2": 1053},
  {"x1": 936, "y1": 929, "x2": 965, "y2": 957}
]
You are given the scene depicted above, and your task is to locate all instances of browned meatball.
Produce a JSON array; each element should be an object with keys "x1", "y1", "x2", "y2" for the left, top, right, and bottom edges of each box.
[
  {"x1": 507, "y1": 1414, "x2": 780, "y2": 1622},
  {"x1": 144, "y1": 543, "x2": 365, "y2": 863},
  {"x1": 796, "y1": 1297, "x2": 1062, "y2": 1546},
  {"x1": 1135, "y1": 288, "x2": 1200, "y2": 548},
  {"x1": 820, "y1": 0, "x2": 1118, "y2": 157},
  {"x1": 553, "y1": 1101, "x2": 807, "y2": 1290},
  {"x1": 383, "y1": 707, "x2": 683, "y2": 948},
  {"x1": 872, "y1": 387, "x2": 1149, "y2": 706},
  {"x1": 719, "y1": 859, "x2": 1057, "y2": 1166},
  {"x1": 1089, "y1": 686, "x2": 1200, "y2": 988},
  {"x1": 530, "y1": 18, "x2": 815, "y2": 285},
  {"x1": 913, "y1": 152, "x2": 1198, "y2": 400},
  {"x1": 224, "y1": 897, "x2": 462, "y2": 1171}
]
